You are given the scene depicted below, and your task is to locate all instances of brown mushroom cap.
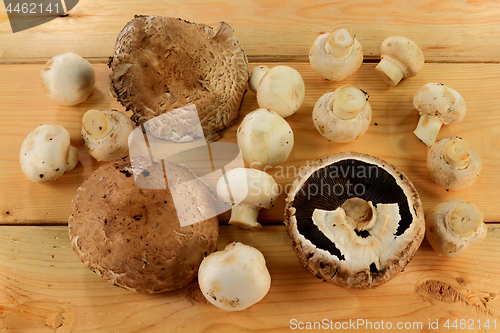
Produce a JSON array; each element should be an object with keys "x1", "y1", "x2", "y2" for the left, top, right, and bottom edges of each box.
[
  {"x1": 109, "y1": 15, "x2": 249, "y2": 141},
  {"x1": 284, "y1": 152, "x2": 425, "y2": 288},
  {"x1": 68, "y1": 157, "x2": 219, "y2": 293}
]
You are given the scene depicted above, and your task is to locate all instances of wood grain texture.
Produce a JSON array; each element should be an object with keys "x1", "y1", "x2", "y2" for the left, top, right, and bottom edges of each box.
[
  {"x1": 0, "y1": 225, "x2": 498, "y2": 332},
  {"x1": 2, "y1": 62, "x2": 500, "y2": 225},
  {"x1": 1, "y1": 0, "x2": 500, "y2": 63}
]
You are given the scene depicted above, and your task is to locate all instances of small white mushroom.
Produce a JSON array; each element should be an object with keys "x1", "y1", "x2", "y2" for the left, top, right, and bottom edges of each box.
[
  {"x1": 198, "y1": 242, "x2": 271, "y2": 311},
  {"x1": 20, "y1": 124, "x2": 79, "y2": 183},
  {"x1": 309, "y1": 27, "x2": 363, "y2": 81},
  {"x1": 427, "y1": 137, "x2": 481, "y2": 190},
  {"x1": 237, "y1": 108, "x2": 294, "y2": 169},
  {"x1": 256, "y1": 65, "x2": 305, "y2": 118},
  {"x1": 217, "y1": 168, "x2": 279, "y2": 230},
  {"x1": 374, "y1": 36, "x2": 424, "y2": 86},
  {"x1": 41, "y1": 52, "x2": 95, "y2": 106},
  {"x1": 248, "y1": 65, "x2": 270, "y2": 93},
  {"x1": 82, "y1": 110, "x2": 135, "y2": 161},
  {"x1": 312, "y1": 85, "x2": 371, "y2": 143},
  {"x1": 413, "y1": 83, "x2": 466, "y2": 146},
  {"x1": 426, "y1": 199, "x2": 486, "y2": 257}
]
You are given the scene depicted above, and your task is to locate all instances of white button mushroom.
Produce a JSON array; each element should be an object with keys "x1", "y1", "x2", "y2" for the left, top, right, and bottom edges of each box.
[
  {"x1": 256, "y1": 65, "x2": 305, "y2": 118},
  {"x1": 198, "y1": 242, "x2": 271, "y2": 311},
  {"x1": 237, "y1": 108, "x2": 294, "y2": 169},
  {"x1": 427, "y1": 137, "x2": 482, "y2": 190},
  {"x1": 413, "y1": 83, "x2": 466, "y2": 147},
  {"x1": 248, "y1": 65, "x2": 270, "y2": 93},
  {"x1": 41, "y1": 52, "x2": 95, "y2": 106},
  {"x1": 426, "y1": 199, "x2": 487, "y2": 257},
  {"x1": 82, "y1": 110, "x2": 135, "y2": 161},
  {"x1": 309, "y1": 27, "x2": 363, "y2": 81},
  {"x1": 312, "y1": 85, "x2": 372, "y2": 143},
  {"x1": 374, "y1": 36, "x2": 424, "y2": 87},
  {"x1": 20, "y1": 124, "x2": 79, "y2": 183},
  {"x1": 217, "y1": 168, "x2": 279, "y2": 230}
]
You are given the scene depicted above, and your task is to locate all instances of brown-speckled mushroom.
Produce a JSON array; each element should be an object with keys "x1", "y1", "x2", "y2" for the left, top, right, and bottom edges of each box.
[
  {"x1": 68, "y1": 157, "x2": 219, "y2": 293},
  {"x1": 284, "y1": 152, "x2": 425, "y2": 288},
  {"x1": 108, "y1": 15, "x2": 249, "y2": 141}
]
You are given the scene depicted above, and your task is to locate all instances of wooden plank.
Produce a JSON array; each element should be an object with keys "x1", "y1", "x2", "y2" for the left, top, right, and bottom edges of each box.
[
  {"x1": 1, "y1": 0, "x2": 500, "y2": 63},
  {"x1": 0, "y1": 225, "x2": 498, "y2": 332},
  {"x1": 2, "y1": 62, "x2": 500, "y2": 225}
]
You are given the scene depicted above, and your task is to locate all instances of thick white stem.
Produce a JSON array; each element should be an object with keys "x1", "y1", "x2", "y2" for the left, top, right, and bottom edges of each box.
[
  {"x1": 229, "y1": 203, "x2": 262, "y2": 230},
  {"x1": 82, "y1": 110, "x2": 113, "y2": 139},
  {"x1": 374, "y1": 58, "x2": 405, "y2": 86},
  {"x1": 443, "y1": 138, "x2": 471, "y2": 169},
  {"x1": 448, "y1": 202, "x2": 483, "y2": 238},
  {"x1": 326, "y1": 28, "x2": 354, "y2": 58},
  {"x1": 413, "y1": 114, "x2": 443, "y2": 146},
  {"x1": 330, "y1": 85, "x2": 367, "y2": 120}
]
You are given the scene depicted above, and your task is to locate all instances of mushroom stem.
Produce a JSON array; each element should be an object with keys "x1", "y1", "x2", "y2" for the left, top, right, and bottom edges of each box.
[
  {"x1": 326, "y1": 28, "x2": 354, "y2": 58},
  {"x1": 443, "y1": 138, "x2": 471, "y2": 169},
  {"x1": 67, "y1": 146, "x2": 79, "y2": 171},
  {"x1": 229, "y1": 203, "x2": 262, "y2": 230},
  {"x1": 449, "y1": 202, "x2": 483, "y2": 238},
  {"x1": 329, "y1": 85, "x2": 367, "y2": 120},
  {"x1": 413, "y1": 114, "x2": 443, "y2": 146},
  {"x1": 82, "y1": 110, "x2": 114, "y2": 139},
  {"x1": 374, "y1": 58, "x2": 404, "y2": 87},
  {"x1": 341, "y1": 197, "x2": 376, "y2": 230},
  {"x1": 249, "y1": 65, "x2": 270, "y2": 93}
]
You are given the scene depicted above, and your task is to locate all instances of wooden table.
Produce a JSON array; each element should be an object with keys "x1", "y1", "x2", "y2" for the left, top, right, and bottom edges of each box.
[{"x1": 1, "y1": 1, "x2": 500, "y2": 332}]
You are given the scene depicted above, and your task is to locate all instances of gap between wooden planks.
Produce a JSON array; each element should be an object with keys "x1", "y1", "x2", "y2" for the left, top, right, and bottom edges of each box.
[
  {"x1": 1, "y1": 62, "x2": 500, "y2": 225},
  {"x1": 1, "y1": 0, "x2": 500, "y2": 63},
  {"x1": 0, "y1": 225, "x2": 498, "y2": 332}
]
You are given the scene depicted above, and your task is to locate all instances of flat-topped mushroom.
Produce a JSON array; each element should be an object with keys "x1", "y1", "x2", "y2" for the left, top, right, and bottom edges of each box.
[
  {"x1": 109, "y1": 15, "x2": 249, "y2": 141},
  {"x1": 284, "y1": 152, "x2": 425, "y2": 288},
  {"x1": 68, "y1": 157, "x2": 219, "y2": 293}
]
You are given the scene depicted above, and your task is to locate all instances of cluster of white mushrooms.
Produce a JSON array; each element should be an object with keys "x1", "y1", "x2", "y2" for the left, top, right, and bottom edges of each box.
[
  {"x1": 20, "y1": 52, "x2": 135, "y2": 184},
  {"x1": 18, "y1": 22, "x2": 488, "y2": 313}
]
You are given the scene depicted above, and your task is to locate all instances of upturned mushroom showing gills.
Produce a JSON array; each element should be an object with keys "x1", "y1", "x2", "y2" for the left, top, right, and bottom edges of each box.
[
  {"x1": 41, "y1": 52, "x2": 95, "y2": 106},
  {"x1": 426, "y1": 199, "x2": 487, "y2": 257},
  {"x1": 216, "y1": 168, "x2": 279, "y2": 230},
  {"x1": 20, "y1": 124, "x2": 79, "y2": 183},
  {"x1": 413, "y1": 83, "x2": 466, "y2": 147},
  {"x1": 198, "y1": 242, "x2": 271, "y2": 311},
  {"x1": 374, "y1": 36, "x2": 424, "y2": 87},
  {"x1": 309, "y1": 28, "x2": 363, "y2": 81},
  {"x1": 82, "y1": 110, "x2": 135, "y2": 161},
  {"x1": 256, "y1": 65, "x2": 306, "y2": 118},
  {"x1": 284, "y1": 152, "x2": 425, "y2": 288},
  {"x1": 427, "y1": 137, "x2": 481, "y2": 190},
  {"x1": 237, "y1": 108, "x2": 294, "y2": 169},
  {"x1": 109, "y1": 16, "x2": 249, "y2": 142},
  {"x1": 312, "y1": 85, "x2": 371, "y2": 143}
]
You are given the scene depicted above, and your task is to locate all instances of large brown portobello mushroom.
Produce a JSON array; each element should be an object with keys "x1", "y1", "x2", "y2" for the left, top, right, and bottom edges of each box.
[
  {"x1": 284, "y1": 152, "x2": 425, "y2": 288},
  {"x1": 68, "y1": 157, "x2": 219, "y2": 293},
  {"x1": 108, "y1": 15, "x2": 249, "y2": 142}
]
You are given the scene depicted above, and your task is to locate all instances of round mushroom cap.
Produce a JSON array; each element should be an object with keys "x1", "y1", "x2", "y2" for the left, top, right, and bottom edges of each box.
[
  {"x1": 380, "y1": 36, "x2": 424, "y2": 77},
  {"x1": 68, "y1": 157, "x2": 219, "y2": 293},
  {"x1": 20, "y1": 124, "x2": 78, "y2": 183},
  {"x1": 308, "y1": 32, "x2": 363, "y2": 81},
  {"x1": 41, "y1": 52, "x2": 95, "y2": 106},
  {"x1": 427, "y1": 137, "x2": 482, "y2": 190},
  {"x1": 312, "y1": 89, "x2": 372, "y2": 143},
  {"x1": 413, "y1": 83, "x2": 466, "y2": 125},
  {"x1": 256, "y1": 65, "x2": 305, "y2": 118},
  {"x1": 284, "y1": 152, "x2": 425, "y2": 288},
  {"x1": 109, "y1": 15, "x2": 249, "y2": 142}
]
